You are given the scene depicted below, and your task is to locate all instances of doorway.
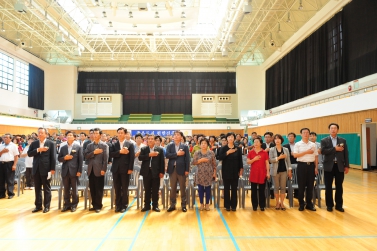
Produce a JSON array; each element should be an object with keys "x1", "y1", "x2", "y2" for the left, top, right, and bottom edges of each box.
[{"x1": 361, "y1": 123, "x2": 377, "y2": 170}]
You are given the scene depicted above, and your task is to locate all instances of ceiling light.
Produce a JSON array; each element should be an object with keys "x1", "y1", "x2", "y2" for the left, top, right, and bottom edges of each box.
[
  {"x1": 131, "y1": 56, "x2": 134, "y2": 60},
  {"x1": 102, "y1": 11, "x2": 107, "y2": 18},
  {"x1": 73, "y1": 48, "x2": 81, "y2": 56},
  {"x1": 155, "y1": 11, "x2": 159, "y2": 18},
  {"x1": 244, "y1": 5, "x2": 252, "y2": 14},
  {"x1": 181, "y1": 22, "x2": 185, "y2": 28},
  {"x1": 211, "y1": 57, "x2": 215, "y2": 60},
  {"x1": 286, "y1": 12, "x2": 291, "y2": 23},
  {"x1": 129, "y1": 11, "x2": 133, "y2": 18},
  {"x1": 132, "y1": 24, "x2": 137, "y2": 28},
  {"x1": 90, "y1": 54, "x2": 93, "y2": 60},
  {"x1": 181, "y1": 0, "x2": 186, "y2": 7},
  {"x1": 222, "y1": 49, "x2": 228, "y2": 57},
  {"x1": 298, "y1": 0, "x2": 304, "y2": 10},
  {"x1": 228, "y1": 36, "x2": 235, "y2": 44},
  {"x1": 16, "y1": 32, "x2": 20, "y2": 41},
  {"x1": 181, "y1": 12, "x2": 186, "y2": 18},
  {"x1": 1, "y1": 22, "x2": 5, "y2": 32},
  {"x1": 29, "y1": 40, "x2": 32, "y2": 48},
  {"x1": 14, "y1": 0, "x2": 27, "y2": 13},
  {"x1": 56, "y1": 33, "x2": 65, "y2": 43},
  {"x1": 157, "y1": 24, "x2": 161, "y2": 28},
  {"x1": 108, "y1": 21, "x2": 113, "y2": 27},
  {"x1": 171, "y1": 55, "x2": 175, "y2": 60},
  {"x1": 111, "y1": 54, "x2": 114, "y2": 60}
]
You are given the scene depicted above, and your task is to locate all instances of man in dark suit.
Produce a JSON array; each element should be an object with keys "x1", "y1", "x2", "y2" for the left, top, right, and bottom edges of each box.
[
  {"x1": 262, "y1": 132, "x2": 275, "y2": 152},
  {"x1": 138, "y1": 134, "x2": 165, "y2": 212},
  {"x1": 78, "y1": 132, "x2": 88, "y2": 148},
  {"x1": 58, "y1": 131, "x2": 83, "y2": 212},
  {"x1": 27, "y1": 127, "x2": 56, "y2": 213},
  {"x1": 283, "y1": 132, "x2": 297, "y2": 165},
  {"x1": 109, "y1": 127, "x2": 135, "y2": 213},
  {"x1": 320, "y1": 123, "x2": 349, "y2": 212},
  {"x1": 84, "y1": 128, "x2": 109, "y2": 213},
  {"x1": 83, "y1": 129, "x2": 94, "y2": 152},
  {"x1": 166, "y1": 130, "x2": 190, "y2": 212},
  {"x1": 101, "y1": 133, "x2": 113, "y2": 165},
  {"x1": 283, "y1": 132, "x2": 298, "y2": 198}
]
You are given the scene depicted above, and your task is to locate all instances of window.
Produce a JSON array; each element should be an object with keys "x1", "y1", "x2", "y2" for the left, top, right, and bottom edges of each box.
[
  {"x1": 0, "y1": 52, "x2": 14, "y2": 91},
  {"x1": 16, "y1": 61, "x2": 29, "y2": 95}
]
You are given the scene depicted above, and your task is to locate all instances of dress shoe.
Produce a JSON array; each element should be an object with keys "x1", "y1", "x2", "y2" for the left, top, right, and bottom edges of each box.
[
  {"x1": 61, "y1": 206, "x2": 71, "y2": 212},
  {"x1": 225, "y1": 208, "x2": 230, "y2": 211},
  {"x1": 253, "y1": 207, "x2": 257, "y2": 211},
  {"x1": 182, "y1": 207, "x2": 187, "y2": 212},
  {"x1": 0, "y1": 195, "x2": 6, "y2": 199},
  {"x1": 335, "y1": 207, "x2": 345, "y2": 212},
  {"x1": 8, "y1": 195, "x2": 14, "y2": 199},
  {"x1": 327, "y1": 207, "x2": 333, "y2": 212},
  {"x1": 152, "y1": 207, "x2": 160, "y2": 212},
  {"x1": 232, "y1": 208, "x2": 236, "y2": 211},
  {"x1": 261, "y1": 208, "x2": 265, "y2": 211},
  {"x1": 32, "y1": 207, "x2": 42, "y2": 213},
  {"x1": 115, "y1": 207, "x2": 121, "y2": 213},
  {"x1": 298, "y1": 205, "x2": 305, "y2": 211},
  {"x1": 95, "y1": 209, "x2": 100, "y2": 213},
  {"x1": 71, "y1": 207, "x2": 77, "y2": 212},
  {"x1": 141, "y1": 207, "x2": 151, "y2": 212},
  {"x1": 43, "y1": 208, "x2": 50, "y2": 213},
  {"x1": 120, "y1": 208, "x2": 127, "y2": 213},
  {"x1": 167, "y1": 206, "x2": 176, "y2": 212},
  {"x1": 89, "y1": 208, "x2": 96, "y2": 211},
  {"x1": 305, "y1": 206, "x2": 316, "y2": 211}
]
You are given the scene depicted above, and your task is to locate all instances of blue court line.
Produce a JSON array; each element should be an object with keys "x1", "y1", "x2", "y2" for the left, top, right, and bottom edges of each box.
[
  {"x1": 95, "y1": 198, "x2": 136, "y2": 251},
  {"x1": 215, "y1": 207, "x2": 240, "y2": 251},
  {"x1": 194, "y1": 200, "x2": 207, "y2": 251},
  {"x1": 128, "y1": 210, "x2": 149, "y2": 251}
]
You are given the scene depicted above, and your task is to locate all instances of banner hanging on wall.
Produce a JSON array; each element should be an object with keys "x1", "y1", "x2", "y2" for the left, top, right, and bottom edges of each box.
[{"x1": 131, "y1": 130, "x2": 192, "y2": 137}]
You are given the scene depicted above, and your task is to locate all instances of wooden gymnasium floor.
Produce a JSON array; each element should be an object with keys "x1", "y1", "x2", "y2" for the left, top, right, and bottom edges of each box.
[{"x1": 1, "y1": 169, "x2": 377, "y2": 251}]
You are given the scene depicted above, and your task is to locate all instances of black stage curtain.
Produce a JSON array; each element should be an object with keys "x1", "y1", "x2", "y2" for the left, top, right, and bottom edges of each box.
[
  {"x1": 28, "y1": 64, "x2": 44, "y2": 110},
  {"x1": 265, "y1": 0, "x2": 377, "y2": 110},
  {"x1": 343, "y1": 0, "x2": 377, "y2": 82},
  {"x1": 77, "y1": 72, "x2": 236, "y2": 114}
]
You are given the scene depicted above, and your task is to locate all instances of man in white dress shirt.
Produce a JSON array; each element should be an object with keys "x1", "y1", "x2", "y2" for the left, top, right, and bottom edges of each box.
[
  {"x1": 0, "y1": 133, "x2": 19, "y2": 199},
  {"x1": 293, "y1": 128, "x2": 318, "y2": 211}
]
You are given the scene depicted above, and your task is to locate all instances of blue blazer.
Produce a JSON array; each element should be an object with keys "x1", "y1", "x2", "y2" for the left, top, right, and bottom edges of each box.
[{"x1": 165, "y1": 142, "x2": 190, "y2": 176}]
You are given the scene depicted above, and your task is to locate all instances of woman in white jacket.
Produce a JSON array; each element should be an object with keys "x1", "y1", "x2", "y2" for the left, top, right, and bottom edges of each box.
[{"x1": 269, "y1": 134, "x2": 292, "y2": 210}]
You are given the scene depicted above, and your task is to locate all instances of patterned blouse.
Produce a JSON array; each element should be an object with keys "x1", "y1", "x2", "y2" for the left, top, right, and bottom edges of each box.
[{"x1": 192, "y1": 150, "x2": 216, "y2": 187}]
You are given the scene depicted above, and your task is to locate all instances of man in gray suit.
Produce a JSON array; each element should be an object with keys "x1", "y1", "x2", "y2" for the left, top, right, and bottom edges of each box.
[
  {"x1": 166, "y1": 130, "x2": 190, "y2": 212},
  {"x1": 320, "y1": 123, "x2": 349, "y2": 212},
  {"x1": 84, "y1": 128, "x2": 109, "y2": 213},
  {"x1": 58, "y1": 131, "x2": 83, "y2": 212}
]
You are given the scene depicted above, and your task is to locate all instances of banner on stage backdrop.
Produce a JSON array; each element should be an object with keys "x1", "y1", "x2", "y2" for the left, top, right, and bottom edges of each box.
[{"x1": 131, "y1": 130, "x2": 192, "y2": 137}]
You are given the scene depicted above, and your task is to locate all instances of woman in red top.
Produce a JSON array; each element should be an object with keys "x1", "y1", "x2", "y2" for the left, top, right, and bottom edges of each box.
[{"x1": 247, "y1": 136, "x2": 270, "y2": 211}]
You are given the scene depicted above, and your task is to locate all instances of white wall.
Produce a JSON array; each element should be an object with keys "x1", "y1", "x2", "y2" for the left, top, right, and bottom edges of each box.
[
  {"x1": 0, "y1": 36, "x2": 77, "y2": 119},
  {"x1": 236, "y1": 65, "x2": 266, "y2": 114}
]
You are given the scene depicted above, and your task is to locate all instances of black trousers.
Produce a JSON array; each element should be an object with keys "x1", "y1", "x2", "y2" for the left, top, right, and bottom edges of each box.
[
  {"x1": 63, "y1": 174, "x2": 79, "y2": 207},
  {"x1": 223, "y1": 178, "x2": 238, "y2": 209},
  {"x1": 25, "y1": 168, "x2": 34, "y2": 187},
  {"x1": 297, "y1": 162, "x2": 315, "y2": 207},
  {"x1": 324, "y1": 163, "x2": 344, "y2": 208},
  {"x1": 112, "y1": 171, "x2": 130, "y2": 209},
  {"x1": 0, "y1": 161, "x2": 15, "y2": 196},
  {"x1": 89, "y1": 171, "x2": 104, "y2": 210},
  {"x1": 33, "y1": 169, "x2": 51, "y2": 209},
  {"x1": 143, "y1": 170, "x2": 160, "y2": 208},
  {"x1": 251, "y1": 182, "x2": 266, "y2": 209}
]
